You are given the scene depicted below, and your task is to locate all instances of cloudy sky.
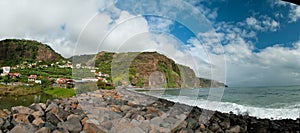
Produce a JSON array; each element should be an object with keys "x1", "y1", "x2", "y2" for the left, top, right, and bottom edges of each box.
[{"x1": 0, "y1": 0, "x2": 300, "y2": 87}]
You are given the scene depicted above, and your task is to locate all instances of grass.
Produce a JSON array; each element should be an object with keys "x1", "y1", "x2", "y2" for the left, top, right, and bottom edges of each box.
[
  {"x1": 43, "y1": 87, "x2": 75, "y2": 98},
  {"x1": 0, "y1": 85, "x2": 42, "y2": 96}
]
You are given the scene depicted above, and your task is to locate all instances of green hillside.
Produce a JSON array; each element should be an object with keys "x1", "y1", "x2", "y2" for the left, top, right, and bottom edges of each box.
[
  {"x1": 0, "y1": 39, "x2": 64, "y2": 66},
  {"x1": 91, "y1": 51, "x2": 222, "y2": 88}
]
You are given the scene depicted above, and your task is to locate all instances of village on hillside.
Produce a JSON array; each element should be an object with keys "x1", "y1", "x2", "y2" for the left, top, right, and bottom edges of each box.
[{"x1": 0, "y1": 60, "x2": 111, "y2": 89}]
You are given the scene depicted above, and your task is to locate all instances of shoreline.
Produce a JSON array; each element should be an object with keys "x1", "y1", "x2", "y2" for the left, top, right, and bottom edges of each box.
[
  {"x1": 133, "y1": 87, "x2": 300, "y2": 120},
  {"x1": 0, "y1": 87, "x2": 299, "y2": 132}
]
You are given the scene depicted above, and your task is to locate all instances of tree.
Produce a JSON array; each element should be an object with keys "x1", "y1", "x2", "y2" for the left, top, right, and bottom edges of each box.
[
  {"x1": 97, "y1": 80, "x2": 106, "y2": 89},
  {"x1": 0, "y1": 75, "x2": 10, "y2": 85}
]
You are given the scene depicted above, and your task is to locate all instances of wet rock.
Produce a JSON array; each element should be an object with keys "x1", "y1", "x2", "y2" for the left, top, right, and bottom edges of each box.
[
  {"x1": 219, "y1": 119, "x2": 230, "y2": 130},
  {"x1": 210, "y1": 123, "x2": 221, "y2": 132},
  {"x1": 226, "y1": 125, "x2": 240, "y2": 133},
  {"x1": 186, "y1": 118, "x2": 199, "y2": 130}
]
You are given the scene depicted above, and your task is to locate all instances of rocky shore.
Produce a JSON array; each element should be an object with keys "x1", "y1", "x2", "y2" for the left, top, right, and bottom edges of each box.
[{"x1": 0, "y1": 87, "x2": 299, "y2": 133}]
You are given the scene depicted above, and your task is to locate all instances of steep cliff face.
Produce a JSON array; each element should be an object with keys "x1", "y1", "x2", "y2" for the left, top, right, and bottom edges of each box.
[
  {"x1": 0, "y1": 39, "x2": 64, "y2": 66},
  {"x1": 94, "y1": 51, "x2": 221, "y2": 88}
]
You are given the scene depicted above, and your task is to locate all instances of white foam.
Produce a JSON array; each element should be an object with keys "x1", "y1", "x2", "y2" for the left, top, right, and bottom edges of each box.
[{"x1": 147, "y1": 93, "x2": 300, "y2": 120}]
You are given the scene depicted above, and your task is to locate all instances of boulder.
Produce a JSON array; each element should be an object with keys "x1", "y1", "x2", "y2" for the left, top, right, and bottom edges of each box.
[
  {"x1": 56, "y1": 108, "x2": 71, "y2": 121},
  {"x1": 11, "y1": 106, "x2": 34, "y2": 115},
  {"x1": 83, "y1": 121, "x2": 106, "y2": 133},
  {"x1": 58, "y1": 117, "x2": 82, "y2": 132},
  {"x1": 8, "y1": 125, "x2": 27, "y2": 133},
  {"x1": 210, "y1": 123, "x2": 221, "y2": 132},
  {"x1": 46, "y1": 113, "x2": 61, "y2": 126},
  {"x1": 35, "y1": 127, "x2": 51, "y2": 133},
  {"x1": 32, "y1": 118, "x2": 45, "y2": 127},
  {"x1": 45, "y1": 103, "x2": 58, "y2": 114},
  {"x1": 150, "y1": 117, "x2": 163, "y2": 126},
  {"x1": 226, "y1": 125, "x2": 240, "y2": 133},
  {"x1": 186, "y1": 118, "x2": 199, "y2": 130}
]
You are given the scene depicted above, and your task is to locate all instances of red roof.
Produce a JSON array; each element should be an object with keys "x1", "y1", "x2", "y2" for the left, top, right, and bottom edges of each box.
[{"x1": 28, "y1": 75, "x2": 37, "y2": 79}]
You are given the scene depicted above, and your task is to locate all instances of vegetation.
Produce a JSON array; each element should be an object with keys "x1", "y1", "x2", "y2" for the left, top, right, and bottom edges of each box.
[
  {"x1": 0, "y1": 84, "x2": 42, "y2": 96},
  {"x1": 0, "y1": 39, "x2": 64, "y2": 66},
  {"x1": 43, "y1": 87, "x2": 75, "y2": 98},
  {"x1": 97, "y1": 80, "x2": 114, "y2": 90},
  {"x1": 92, "y1": 51, "x2": 222, "y2": 88},
  {"x1": 75, "y1": 82, "x2": 98, "y2": 94}
]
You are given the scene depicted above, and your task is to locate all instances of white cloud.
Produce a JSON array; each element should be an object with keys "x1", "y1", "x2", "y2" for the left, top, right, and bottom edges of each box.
[
  {"x1": 289, "y1": 6, "x2": 300, "y2": 22},
  {"x1": 272, "y1": 0, "x2": 300, "y2": 22},
  {"x1": 0, "y1": 0, "x2": 117, "y2": 57},
  {"x1": 198, "y1": 18, "x2": 300, "y2": 86},
  {"x1": 244, "y1": 15, "x2": 280, "y2": 32}
]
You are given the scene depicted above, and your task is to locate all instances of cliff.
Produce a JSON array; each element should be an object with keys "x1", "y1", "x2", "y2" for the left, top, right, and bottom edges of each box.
[{"x1": 92, "y1": 51, "x2": 222, "y2": 88}]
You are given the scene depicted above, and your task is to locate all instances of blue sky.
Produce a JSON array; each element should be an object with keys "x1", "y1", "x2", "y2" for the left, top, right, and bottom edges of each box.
[{"x1": 0, "y1": 0, "x2": 299, "y2": 87}]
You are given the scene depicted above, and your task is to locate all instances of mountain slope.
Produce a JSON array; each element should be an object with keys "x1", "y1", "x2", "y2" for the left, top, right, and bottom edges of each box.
[
  {"x1": 92, "y1": 51, "x2": 223, "y2": 88},
  {"x1": 0, "y1": 39, "x2": 64, "y2": 66}
]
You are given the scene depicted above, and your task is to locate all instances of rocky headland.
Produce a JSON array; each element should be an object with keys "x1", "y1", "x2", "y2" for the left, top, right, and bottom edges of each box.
[{"x1": 0, "y1": 88, "x2": 299, "y2": 133}]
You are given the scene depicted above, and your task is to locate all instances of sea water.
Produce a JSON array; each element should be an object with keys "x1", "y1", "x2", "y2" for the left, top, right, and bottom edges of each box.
[{"x1": 140, "y1": 86, "x2": 300, "y2": 120}]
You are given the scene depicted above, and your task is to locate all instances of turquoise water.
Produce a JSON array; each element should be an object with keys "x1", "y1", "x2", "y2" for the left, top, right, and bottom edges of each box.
[{"x1": 140, "y1": 86, "x2": 300, "y2": 119}]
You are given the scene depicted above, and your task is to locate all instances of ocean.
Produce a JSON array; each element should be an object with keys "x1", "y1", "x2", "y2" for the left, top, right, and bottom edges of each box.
[{"x1": 139, "y1": 86, "x2": 300, "y2": 120}]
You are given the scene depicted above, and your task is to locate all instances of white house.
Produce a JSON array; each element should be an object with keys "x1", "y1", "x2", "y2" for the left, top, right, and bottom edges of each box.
[
  {"x1": 35, "y1": 80, "x2": 42, "y2": 84},
  {"x1": 2, "y1": 66, "x2": 11, "y2": 74}
]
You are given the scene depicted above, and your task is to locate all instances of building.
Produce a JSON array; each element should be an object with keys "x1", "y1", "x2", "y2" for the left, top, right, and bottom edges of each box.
[
  {"x1": 8, "y1": 73, "x2": 21, "y2": 79},
  {"x1": 35, "y1": 80, "x2": 42, "y2": 84},
  {"x1": 56, "y1": 78, "x2": 74, "y2": 88},
  {"x1": 28, "y1": 75, "x2": 37, "y2": 82},
  {"x1": 2, "y1": 66, "x2": 11, "y2": 75},
  {"x1": 56, "y1": 78, "x2": 67, "y2": 84}
]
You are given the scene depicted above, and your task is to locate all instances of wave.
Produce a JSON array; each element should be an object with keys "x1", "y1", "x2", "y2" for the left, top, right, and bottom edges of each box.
[{"x1": 145, "y1": 93, "x2": 300, "y2": 120}]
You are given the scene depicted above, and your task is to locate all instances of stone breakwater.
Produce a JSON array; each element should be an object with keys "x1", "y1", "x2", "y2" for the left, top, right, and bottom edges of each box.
[{"x1": 0, "y1": 88, "x2": 299, "y2": 133}]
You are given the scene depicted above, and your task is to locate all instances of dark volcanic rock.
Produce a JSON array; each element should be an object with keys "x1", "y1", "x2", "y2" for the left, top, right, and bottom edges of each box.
[
  {"x1": 0, "y1": 88, "x2": 299, "y2": 133},
  {"x1": 46, "y1": 113, "x2": 61, "y2": 126}
]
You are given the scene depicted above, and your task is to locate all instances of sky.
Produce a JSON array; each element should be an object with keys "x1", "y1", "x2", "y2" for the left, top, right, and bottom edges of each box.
[{"x1": 0, "y1": 0, "x2": 300, "y2": 87}]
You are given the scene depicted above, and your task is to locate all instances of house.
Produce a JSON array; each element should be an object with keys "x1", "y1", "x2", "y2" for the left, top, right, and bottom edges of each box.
[
  {"x1": 56, "y1": 78, "x2": 67, "y2": 84},
  {"x1": 95, "y1": 72, "x2": 102, "y2": 76},
  {"x1": 56, "y1": 78, "x2": 74, "y2": 88},
  {"x1": 103, "y1": 74, "x2": 110, "y2": 77},
  {"x1": 76, "y1": 64, "x2": 81, "y2": 69},
  {"x1": 8, "y1": 73, "x2": 21, "y2": 79},
  {"x1": 35, "y1": 80, "x2": 42, "y2": 84},
  {"x1": 28, "y1": 75, "x2": 37, "y2": 82},
  {"x1": 2, "y1": 66, "x2": 11, "y2": 75}
]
